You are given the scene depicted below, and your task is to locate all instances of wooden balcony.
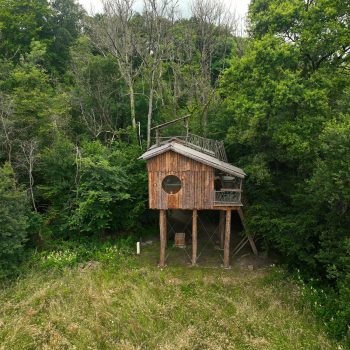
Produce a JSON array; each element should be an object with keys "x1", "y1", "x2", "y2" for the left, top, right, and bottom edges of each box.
[{"x1": 213, "y1": 190, "x2": 242, "y2": 206}]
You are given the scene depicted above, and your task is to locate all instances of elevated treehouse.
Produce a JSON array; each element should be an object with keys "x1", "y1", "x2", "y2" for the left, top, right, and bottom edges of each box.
[{"x1": 139, "y1": 118, "x2": 255, "y2": 268}]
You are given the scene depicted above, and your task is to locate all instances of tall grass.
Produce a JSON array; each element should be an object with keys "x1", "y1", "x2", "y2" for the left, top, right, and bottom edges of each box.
[{"x1": 0, "y1": 241, "x2": 347, "y2": 350}]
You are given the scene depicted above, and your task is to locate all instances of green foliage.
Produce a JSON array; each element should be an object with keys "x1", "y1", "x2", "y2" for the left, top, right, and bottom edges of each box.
[
  {"x1": 47, "y1": 0, "x2": 85, "y2": 74},
  {"x1": 36, "y1": 136, "x2": 76, "y2": 237},
  {"x1": 67, "y1": 140, "x2": 147, "y2": 236},
  {"x1": 33, "y1": 135, "x2": 147, "y2": 240},
  {"x1": 0, "y1": 0, "x2": 84, "y2": 75},
  {"x1": 69, "y1": 141, "x2": 130, "y2": 234},
  {"x1": 69, "y1": 37, "x2": 131, "y2": 135},
  {"x1": 38, "y1": 136, "x2": 76, "y2": 205},
  {"x1": 2, "y1": 51, "x2": 69, "y2": 144},
  {"x1": 294, "y1": 268, "x2": 350, "y2": 343},
  {"x1": 0, "y1": 163, "x2": 28, "y2": 277},
  {"x1": 219, "y1": 0, "x2": 350, "y2": 340},
  {"x1": 0, "y1": 0, "x2": 52, "y2": 61}
]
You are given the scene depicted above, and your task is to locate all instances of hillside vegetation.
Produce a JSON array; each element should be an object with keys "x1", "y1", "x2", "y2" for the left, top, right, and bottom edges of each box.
[{"x1": 0, "y1": 0, "x2": 349, "y2": 345}]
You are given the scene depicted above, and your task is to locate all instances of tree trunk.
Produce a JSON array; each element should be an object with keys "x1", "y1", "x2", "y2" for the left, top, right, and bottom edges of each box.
[
  {"x1": 128, "y1": 82, "x2": 137, "y2": 130},
  {"x1": 146, "y1": 69, "x2": 156, "y2": 149},
  {"x1": 203, "y1": 104, "x2": 208, "y2": 137}
]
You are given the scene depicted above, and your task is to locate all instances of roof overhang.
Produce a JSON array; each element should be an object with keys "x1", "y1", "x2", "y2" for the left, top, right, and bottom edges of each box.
[{"x1": 139, "y1": 141, "x2": 246, "y2": 178}]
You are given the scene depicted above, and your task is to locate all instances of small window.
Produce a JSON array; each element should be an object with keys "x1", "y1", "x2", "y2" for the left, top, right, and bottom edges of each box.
[{"x1": 162, "y1": 175, "x2": 182, "y2": 194}]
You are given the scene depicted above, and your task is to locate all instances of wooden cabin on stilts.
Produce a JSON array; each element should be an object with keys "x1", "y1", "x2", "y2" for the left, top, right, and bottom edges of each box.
[{"x1": 139, "y1": 116, "x2": 257, "y2": 268}]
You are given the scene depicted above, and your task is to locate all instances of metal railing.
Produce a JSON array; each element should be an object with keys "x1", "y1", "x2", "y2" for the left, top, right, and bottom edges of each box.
[
  {"x1": 213, "y1": 190, "x2": 242, "y2": 206},
  {"x1": 158, "y1": 133, "x2": 228, "y2": 162}
]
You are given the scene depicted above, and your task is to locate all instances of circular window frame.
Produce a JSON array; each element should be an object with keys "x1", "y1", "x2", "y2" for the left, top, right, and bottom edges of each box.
[{"x1": 162, "y1": 175, "x2": 182, "y2": 195}]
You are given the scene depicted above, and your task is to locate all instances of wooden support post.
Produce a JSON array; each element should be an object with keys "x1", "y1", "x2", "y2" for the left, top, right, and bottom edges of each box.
[
  {"x1": 159, "y1": 209, "x2": 166, "y2": 267},
  {"x1": 192, "y1": 209, "x2": 198, "y2": 266},
  {"x1": 165, "y1": 211, "x2": 168, "y2": 249},
  {"x1": 223, "y1": 209, "x2": 232, "y2": 269},
  {"x1": 219, "y1": 211, "x2": 225, "y2": 249}
]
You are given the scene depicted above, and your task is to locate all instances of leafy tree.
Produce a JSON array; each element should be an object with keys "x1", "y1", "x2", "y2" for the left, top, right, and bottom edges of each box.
[
  {"x1": 69, "y1": 36, "x2": 130, "y2": 139},
  {"x1": 69, "y1": 140, "x2": 132, "y2": 235},
  {"x1": 220, "y1": 0, "x2": 350, "y2": 338},
  {"x1": 36, "y1": 135, "x2": 76, "y2": 236},
  {"x1": 220, "y1": 0, "x2": 349, "y2": 264},
  {"x1": 0, "y1": 0, "x2": 52, "y2": 61},
  {"x1": 0, "y1": 0, "x2": 84, "y2": 74},
  {"x1": 0, "y1": 41, "x2": 69, "y2": 212},
  {"x1": 1, "y1": 41, "x2": 69, "y2": 145},
  {"x1": 47, "y1": 0, "x2": 85, "y2": 74},
  {"x1": 0, "y1": 163, "x2": 28, "y2": 277}
]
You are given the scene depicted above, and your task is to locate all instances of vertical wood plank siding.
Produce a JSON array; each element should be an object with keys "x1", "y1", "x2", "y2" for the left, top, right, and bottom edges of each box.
[{"x1": 147, "y1": 151, "x2": 214, "y2": 209}]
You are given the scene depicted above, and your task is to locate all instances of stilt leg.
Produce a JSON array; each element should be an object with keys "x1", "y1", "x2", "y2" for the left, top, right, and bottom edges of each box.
[
  {"x1": 165, "y1": 211, "x2": 168, "y2": 249},
  {"x1": 219, "y1": 211, "x2": 225, "y2": 249},
  {"x1": 159, "y1": 209, "x2": 166, "y2": 267},
  {"x1": 192, "y1": 209, "x2": 198, "y2": 266},
  {"x1": 223, "y1": 209, "x2": 232, "y2": 269}
]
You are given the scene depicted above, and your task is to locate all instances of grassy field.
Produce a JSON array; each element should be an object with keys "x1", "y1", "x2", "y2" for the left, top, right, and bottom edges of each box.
[{"x1": 0, "y1": 241, "x2": 346, "y2": 350}]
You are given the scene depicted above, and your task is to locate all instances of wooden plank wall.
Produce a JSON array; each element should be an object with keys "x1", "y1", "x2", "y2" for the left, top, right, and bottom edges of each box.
[{"x1": 147, "y1": 151, "x2": 214, "y2": 209}]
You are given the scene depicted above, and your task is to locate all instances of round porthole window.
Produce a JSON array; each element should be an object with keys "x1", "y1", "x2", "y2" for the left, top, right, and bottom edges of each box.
[{"x1": 162, "y1": 175, "x2": 182, "y2": 194}]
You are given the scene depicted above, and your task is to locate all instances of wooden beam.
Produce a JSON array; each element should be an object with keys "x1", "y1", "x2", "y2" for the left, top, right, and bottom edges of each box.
[
  {"x1": 247, "y1": 236, "x2": 258, "y2": 256},
  {"x1": 238, "y1": 207, "x2": 258, "y2": 256},
  {"x1": 211, "y1": 206, "x2": 241, "y2": 211},
  {"x1": 219, "y1": 211, "x2": 225, "y2": 249},
  {"x1": 192, "y1": 209, "x2": 198, "y2": 266},
  {"x1": 159, "y1": 209, "x2": 167, "y2": 267},
  {"x1": 232, "y1": 237, "x2": 249, "y2": 256},
  {"x1": 150, "y1": 114, "x2": 190, "y2": 131},
  {"x1": 223, "y1": 209, "x2": 232, "y2": 268}
]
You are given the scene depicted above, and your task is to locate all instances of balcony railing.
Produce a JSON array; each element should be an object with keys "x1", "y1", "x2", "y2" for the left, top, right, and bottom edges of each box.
[
  {"x1": 214, "y1": 190, "x2": 242, "y2": 206},
  {"x1": 158, "y1": 133, "x2": 228, "y2": 162}
]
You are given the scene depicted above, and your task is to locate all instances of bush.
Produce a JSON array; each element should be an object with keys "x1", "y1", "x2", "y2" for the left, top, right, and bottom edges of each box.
[{"x1": 0, "y1": 163, "x2": 29, "y2": 278}]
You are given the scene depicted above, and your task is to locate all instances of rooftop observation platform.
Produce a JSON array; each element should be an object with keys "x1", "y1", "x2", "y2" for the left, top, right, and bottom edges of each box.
[{"x1": 154, "y1": 133, "x2": 228, "y2": 162}]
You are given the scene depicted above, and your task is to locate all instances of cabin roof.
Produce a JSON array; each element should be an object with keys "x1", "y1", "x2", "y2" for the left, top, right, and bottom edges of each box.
[{"x1": 139, "y1": 140, "x2": 246, "y2": 178}]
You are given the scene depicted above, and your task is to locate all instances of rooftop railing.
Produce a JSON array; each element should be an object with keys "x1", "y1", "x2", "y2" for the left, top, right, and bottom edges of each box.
[{"x1": 158, "y1": 133, "x2": 228, "y2": 162}]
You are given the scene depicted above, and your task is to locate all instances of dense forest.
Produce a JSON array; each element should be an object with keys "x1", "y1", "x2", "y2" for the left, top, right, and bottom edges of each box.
[{"x1": 0, "y1": 0, "x2": 349, "y2": 342}]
